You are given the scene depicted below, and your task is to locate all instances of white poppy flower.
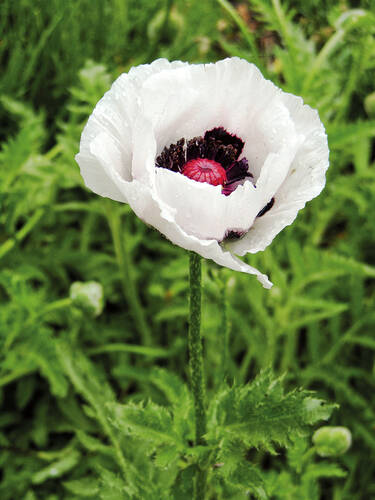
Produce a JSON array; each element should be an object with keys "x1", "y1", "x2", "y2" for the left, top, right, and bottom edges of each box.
[{"x1": 76, "y1": 58, "x2": 329, "y2": 288}]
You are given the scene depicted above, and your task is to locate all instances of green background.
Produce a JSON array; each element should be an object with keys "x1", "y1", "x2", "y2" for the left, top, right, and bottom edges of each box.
[{"x1": 1, "y1": 0, "x2": 375, "y2": 498}]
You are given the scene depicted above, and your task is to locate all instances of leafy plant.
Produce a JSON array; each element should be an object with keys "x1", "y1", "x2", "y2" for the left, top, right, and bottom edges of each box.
[{"x1": 1, "y1": 0, "x2": 374, "y2": 498}]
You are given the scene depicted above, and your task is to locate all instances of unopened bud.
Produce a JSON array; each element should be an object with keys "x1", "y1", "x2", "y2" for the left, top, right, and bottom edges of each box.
[
  {"x1": 313, "y1": 426, "x2": 352, "y2": 457},
  {"x1": 70, "y1": 281, "x2": 104, "y2": 317}
]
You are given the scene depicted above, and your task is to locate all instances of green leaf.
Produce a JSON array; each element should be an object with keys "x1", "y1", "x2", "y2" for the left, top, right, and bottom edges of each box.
[
  {"x1": 108, "y1": 401, "x2": 180, "y2": 447},
  {"x1": 302, "y1": 398, "x2": 337, "y2": 425},
  {"x1": 150, "y1": 368, "x2": 190, "y2": 408},
  {"x1": 27, "y1": 331, "x2": 68, "y2": 398},
  {"x1": 171, "y1": 465, "x2": 195, "y2": 500},
  {"x1": 76, "y1": 430, "x2": 113, "y2": 456},
  {"x1": 219, "y1": 460, "x2": 268, "y2": 500},
  {"x1": 32, "y1": 450, "x2": 81, "y2": 485},
  {"x1": 150, "y1": 368, "x2": 193, "y2": 440},
  {"x1": 98, "y1": 468, "x2": 132, "y2": 500},
  {"x1": 304, "y1": 462, "x2": 347, "y2": 480},
  {"x1": 153, "y1": 445, "x2": 180, "y2": 469},
  {"x1": 208, "y1": 370, "x2": 336, "y2": 453},
  {"x1": 63, "y1": 477, "x2": 100, "y2": 496}
]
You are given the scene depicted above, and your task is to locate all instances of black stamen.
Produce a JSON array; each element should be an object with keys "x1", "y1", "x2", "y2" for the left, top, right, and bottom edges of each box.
[
  {"x1": 204, "y1": 127, "x2": 244, "y2": 168},
  {"x1": 204, "y1": 127, "x2": 244, "y2": 156},
  {"x1": 226, "y1": 158, "x2": 253, "y2": 184},
  {"x1": 187, "y1": 136, "x2": 205, "y2": 161},
  {"x1": 257, "y1": 197, "x2": 275, "y2": 217},
  {"x1": 223, "y1": 229, "x2": 245, "y2": 241},
  {"x1": 156, "y1": 138, "x2": 185, "y2": 172}
]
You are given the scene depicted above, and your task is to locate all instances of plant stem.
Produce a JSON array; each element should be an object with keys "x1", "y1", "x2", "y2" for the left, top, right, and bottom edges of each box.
[
  {"x1": 105, "y1": 202, "x2": 152, "y2": 346},
  {"x1": 188, "y1": 252, "x2": 207, "y2": 499}
]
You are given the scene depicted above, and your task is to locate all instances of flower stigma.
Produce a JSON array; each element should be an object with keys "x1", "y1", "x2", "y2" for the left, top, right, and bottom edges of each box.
[{"x1": 182, "y1": 158, "x2": 227, "y2": 186}]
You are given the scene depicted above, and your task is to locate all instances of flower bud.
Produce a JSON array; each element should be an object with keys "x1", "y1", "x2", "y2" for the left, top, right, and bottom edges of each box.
[
  {"x1": 70, "y1": 281, "x2": 104, "y2": 317},
  {"x1": 313, "y1": 426, "x2": 352, "y2": 457}
]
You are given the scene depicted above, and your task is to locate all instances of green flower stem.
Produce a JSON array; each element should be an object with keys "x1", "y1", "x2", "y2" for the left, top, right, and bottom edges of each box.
[
  {"x1": 42, "y1": 297, "x2": 73, "y2": 315},
  {"x1": 188, "y1": 252, "x2": 207, "y2": 499},
  {"x1": 105, "y1": 202, "x2": 152, "y2": 346}
]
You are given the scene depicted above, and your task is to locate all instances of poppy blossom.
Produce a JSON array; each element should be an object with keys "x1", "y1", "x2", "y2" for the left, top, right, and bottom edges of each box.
[{"x1": 76, "y1": 58, "x2": 329, "y2": 288}]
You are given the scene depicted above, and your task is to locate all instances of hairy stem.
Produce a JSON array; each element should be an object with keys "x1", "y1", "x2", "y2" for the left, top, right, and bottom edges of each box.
[{"x1": 188, "y1": 252, "x2": 207, "y2": 499}]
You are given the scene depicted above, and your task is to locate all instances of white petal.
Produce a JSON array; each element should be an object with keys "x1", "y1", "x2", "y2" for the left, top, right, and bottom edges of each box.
[
  {"x1": 228, "y1": 96, "x2": 329, "y2": 255},
  {"x1": 76, "y1": 131, "x2": 132, "y2": 202},
  {"x1": 120, "y1": 178, "x2": 272, "y2": 288},
  {"x1": 131, "y1": 115, "x2": 158, "y2": 185},
  {"x1": 76, "y1": 59, "x2": 188, "y2": 200},
  {"x1": 155, "y1": 168, "x2": 265, "y2": 241},
  {"x1": 138, "y1": 58, "x2": 297, "y2": 172}
]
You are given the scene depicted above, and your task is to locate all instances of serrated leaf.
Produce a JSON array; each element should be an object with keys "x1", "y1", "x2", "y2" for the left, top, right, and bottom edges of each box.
[
  {"x1": 108, "y1": 401, "x2": 180, "y2": 447},
  {"x1": 153, "y1": 445, "x2": 180, "y2": 469},
  {"x1": 219, "y1": 460, "x2": 268, "y2": 500},
  {"x1": 302, "y1": 398, "x2": 337, "y2": 425},
  {"x1": 150, "y1": 368, "x2": 193, "y2": 440},
  {"x1": 150, "y1": 368, "x2": 190, "y2": 408},
  {"x1": 98, "y1": 468, "x2": 132, "y2": 500},
  {"x1": 208, "y1": 370, "x2": 336, "y2": 453}
]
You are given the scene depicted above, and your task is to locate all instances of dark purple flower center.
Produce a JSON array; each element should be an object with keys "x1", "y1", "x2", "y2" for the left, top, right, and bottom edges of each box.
[
  {"x1": 155, "y1": 127, "x2": 275, "y2": 238},
  {"x1": 156, "y1": 127, "x2": 252, "y2": 196}
]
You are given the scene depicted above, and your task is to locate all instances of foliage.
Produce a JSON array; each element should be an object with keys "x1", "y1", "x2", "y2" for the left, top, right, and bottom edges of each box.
[{"x1": 1, "y1": 0, "x2": 375, "y2": 498}]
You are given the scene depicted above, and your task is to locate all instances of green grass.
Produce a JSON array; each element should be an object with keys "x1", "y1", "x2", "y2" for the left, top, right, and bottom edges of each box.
[{"x1": 1, "y1": 0, "x2": 375, "y2": 498}]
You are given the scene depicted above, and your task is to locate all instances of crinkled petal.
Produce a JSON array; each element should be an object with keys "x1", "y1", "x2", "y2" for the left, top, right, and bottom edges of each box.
[
  {"x1": 155, "y1": 168, "x2": 262, "y2": 241},
  {"x1": 228, "y1": 96, "x2": 329, "y2": 255},
  {"x1": 121, "y1": 178, "x2": 272, "y2": 288},
  {"x1": 136, "y1": 58, "x2": 302, "y2": 244},
  {"x1": 139, "y1": 58, "x2": 299, "y2": 173},
  {"x1": 76, "y1": 59, "x2": 188, "y2": 200},
  {"x1": 76, "y1": 131, "x2": 129, "y2": 203},
  {"x1": 154, "y1": 135, "x2": 299, "y2": 242}
]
